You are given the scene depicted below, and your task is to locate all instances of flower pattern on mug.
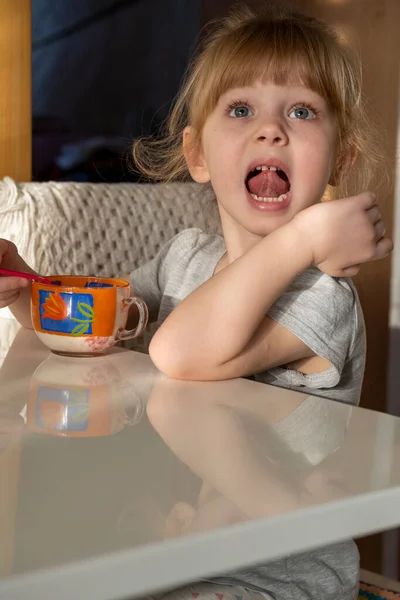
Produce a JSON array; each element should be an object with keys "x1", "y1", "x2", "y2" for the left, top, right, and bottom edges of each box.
[
  {"x1": 120, "y1": 298, "x2": 130, "y2": 312},
  {"x1": 39, "y1": 291, "x2": 95, "y2": 336},
  {"x1": 70, "y1": 302, "x2": 95, "y2": 336},
  {"x1": 84, "y1": 336, "x2": 114, "y2": 351},
  {"x1": 42, "y1": 292, "x2": 69, "y2": 321}
]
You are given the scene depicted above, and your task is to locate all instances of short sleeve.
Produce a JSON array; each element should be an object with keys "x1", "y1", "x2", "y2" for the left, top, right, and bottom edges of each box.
[
  {"x1": 129, "y1": 228, "x2": 213, "y2": 322},
  {"x1": 129, "y1": 231, "x2": 187, "y2": 321},
  {"x1": 266, "y1": 268, "x2": 356, "y2": 390}
]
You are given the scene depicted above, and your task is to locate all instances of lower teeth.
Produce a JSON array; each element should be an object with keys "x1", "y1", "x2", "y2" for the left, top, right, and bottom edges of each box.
[{"x1": 250, "y1": 191, "x2": 289, "y2": 203}]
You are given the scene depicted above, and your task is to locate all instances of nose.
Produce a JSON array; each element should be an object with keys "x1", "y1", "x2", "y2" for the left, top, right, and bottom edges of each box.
[{"x1": 255, "y1": 120, "x2": 289, "y2": 146}]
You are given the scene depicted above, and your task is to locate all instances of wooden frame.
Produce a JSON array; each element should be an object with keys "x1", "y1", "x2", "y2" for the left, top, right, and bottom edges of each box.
[{"x1": 0, "y1": 0, "x2": 32, "y2": 181}]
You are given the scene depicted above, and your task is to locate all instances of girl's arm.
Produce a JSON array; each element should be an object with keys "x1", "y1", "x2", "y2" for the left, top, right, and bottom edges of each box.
[
  {"x1": 149, "y1": 193, "x2": 391, "y2": 380},
  {"x1": 150, "y1": 220, "x2": 311, "y2": 380}
]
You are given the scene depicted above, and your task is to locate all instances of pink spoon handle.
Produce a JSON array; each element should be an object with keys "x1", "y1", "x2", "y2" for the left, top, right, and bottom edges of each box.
[{"x1": 0, "y1": 268, "x2": 52, "y2": 285}]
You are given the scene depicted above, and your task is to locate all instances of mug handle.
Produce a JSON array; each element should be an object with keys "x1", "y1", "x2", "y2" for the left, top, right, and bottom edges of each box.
[{"x1": 116, "y1": 296, "x2": 149, "y2": 341}]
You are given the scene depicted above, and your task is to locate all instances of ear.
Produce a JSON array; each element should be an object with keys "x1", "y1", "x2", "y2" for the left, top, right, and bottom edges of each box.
[{"x1": 183, "y1": 126, "x2": 210, "y2": 183}]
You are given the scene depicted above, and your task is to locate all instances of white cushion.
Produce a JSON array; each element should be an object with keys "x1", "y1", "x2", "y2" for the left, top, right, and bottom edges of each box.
[{"x1": 0, "y1": 177, "x2": 218, "y2": 352}]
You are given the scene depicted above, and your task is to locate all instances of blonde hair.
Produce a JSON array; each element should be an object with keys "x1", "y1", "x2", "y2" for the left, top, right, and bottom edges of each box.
[{"x1": 132, "y1": 4, "x2": 386, "y2": 198}]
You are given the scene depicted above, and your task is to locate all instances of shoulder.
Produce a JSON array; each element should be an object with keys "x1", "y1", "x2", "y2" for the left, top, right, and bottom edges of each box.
[
  {"x1": 163, "y1": 228, "x2": 225, "y2": 261},
  {"x1": 159, "y1": 228, "x2": 225, "y2": 287},
  {"x1": 168, "y1": 227, "x2": 223, "y2": 248}
]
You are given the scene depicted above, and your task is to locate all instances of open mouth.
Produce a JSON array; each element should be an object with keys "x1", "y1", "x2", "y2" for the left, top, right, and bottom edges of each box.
[{"x1": 245, "y1": 165, "x2": 291, "y2": 203}]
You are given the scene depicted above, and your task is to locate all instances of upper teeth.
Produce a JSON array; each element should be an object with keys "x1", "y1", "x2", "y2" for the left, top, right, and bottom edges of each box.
[{"x1": 255, "y1": 166, "x2": 278, "y2": 171}]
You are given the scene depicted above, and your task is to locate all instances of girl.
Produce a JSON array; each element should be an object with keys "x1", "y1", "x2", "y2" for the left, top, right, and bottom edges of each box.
[
  {"x1": 128, "y1": 5, "x2": 392, "y2": 407},
  {"x1": 130, "y1": 7, "x2": 392, "y2": 600},
  {"x1": 0, "y1": 5, "x2": 393, "y2": 599}
]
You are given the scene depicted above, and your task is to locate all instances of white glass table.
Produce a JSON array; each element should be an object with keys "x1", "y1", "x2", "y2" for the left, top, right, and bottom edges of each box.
[{"x1": 0, "y1": 318, "x2": 399, "y2": 600}]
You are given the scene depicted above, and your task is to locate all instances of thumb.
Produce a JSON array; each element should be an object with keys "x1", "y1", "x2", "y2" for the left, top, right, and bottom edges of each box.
[
  {"x1": 0, "y1": 239, "x2": 15, "y2": 261},
  {"x1": 0, "y1": 239, "x2": 9, "y2": 259}
]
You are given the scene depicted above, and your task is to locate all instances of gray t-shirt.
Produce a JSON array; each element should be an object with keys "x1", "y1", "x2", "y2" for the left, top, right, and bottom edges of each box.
[
  {"x1": 207, "y1": 396, "x2": 358, "y2": 600},
  {"x1": 130, "y1": 228, "x2": 364, "y2": 600},
  {"x1": 130, "y1": 228, "x2": 366, "y2": 406}
]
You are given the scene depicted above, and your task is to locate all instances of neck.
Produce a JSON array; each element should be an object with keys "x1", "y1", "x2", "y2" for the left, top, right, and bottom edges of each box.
[{"x1": 218, "y1": 205, "x2": 264, "y2": 263}]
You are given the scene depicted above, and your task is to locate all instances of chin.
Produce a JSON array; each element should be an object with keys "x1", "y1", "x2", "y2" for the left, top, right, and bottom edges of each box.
[
  {"x1": 252, "y1": 224, "x2": 280, "y2": 237},
  {"x1": 219, "y1": 203, "x2": 290, "y2": 239},
  {"x1": 240, "y1": 219, "x2": 281, "y2": 238}
]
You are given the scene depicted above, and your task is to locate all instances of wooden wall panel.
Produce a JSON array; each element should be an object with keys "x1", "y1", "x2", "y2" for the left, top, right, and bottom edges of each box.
[
  {"x1": 0, "y1": 0, "x2": 32, "y2": 181},
  {"x1": 0, "y1": 0, "x2": 31, "y2": 576}
]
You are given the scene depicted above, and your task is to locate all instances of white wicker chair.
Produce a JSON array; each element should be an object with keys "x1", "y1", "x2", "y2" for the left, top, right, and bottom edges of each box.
[{"x1": 0, "y1": 177, "x2": 219, "y2": 357}]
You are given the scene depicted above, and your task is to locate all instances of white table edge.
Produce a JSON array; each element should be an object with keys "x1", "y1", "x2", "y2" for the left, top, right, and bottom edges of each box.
[{"x1": 2, "y1": 486, "x2": 400, "y2": 600}]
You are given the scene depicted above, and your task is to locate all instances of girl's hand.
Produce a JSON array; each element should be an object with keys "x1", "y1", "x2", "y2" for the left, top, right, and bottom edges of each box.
[
  {"x1": 0, "y1": 239, "x2": 29, "y2": 308},
  {"x1": 292, "y1": 191, "x2": 393, "y2": 277}
]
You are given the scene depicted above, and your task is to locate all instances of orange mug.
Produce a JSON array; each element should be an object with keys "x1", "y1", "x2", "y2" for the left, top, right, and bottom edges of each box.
[{"x1": 31, "y1": 276, "x2": 148, "y2": 356}]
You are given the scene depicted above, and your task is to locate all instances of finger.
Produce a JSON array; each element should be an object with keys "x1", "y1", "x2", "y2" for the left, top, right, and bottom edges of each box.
[
  {"x1": 374, "y1": 220, "x2": 387, "y2": 241},
  {"x1": 356, "y1": 191, "x2": 377, "y2": 210},
  {"x1": 367, "y1": 205, "x2": 381, "y2": 225},
  {"x1": 0, "y1": 292, "x2": 20, "y2": 308},
  {"x1": 0, "y1": 277, "x2": 29, "y2": 292},
  {"x1": 0, "y1": 289, "x2": 23, "y2": 301},
  {"x1": 374, "y1": 236, "x2": 394, "y2": 260},
  {"x1": 0, "y1": 238, "x2": 15, "y2": 261},
  {"x1": 341, "y1": 265, "x2": 361, "y2": 277},
  {"x1": 0, "y1": 239, "x2": 8, "y2": 262},
  {"x1": 0, "y1": 285, "x2": 27, "y2": 300}
]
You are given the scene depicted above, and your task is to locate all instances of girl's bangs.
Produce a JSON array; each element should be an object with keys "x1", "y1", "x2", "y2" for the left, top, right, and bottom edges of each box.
[{"x1": 195, "y1": 25, "x2": 342, "y2": 122}]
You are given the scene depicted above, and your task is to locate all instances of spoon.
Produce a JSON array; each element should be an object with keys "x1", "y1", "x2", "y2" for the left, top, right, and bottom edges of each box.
[{"x1": 0, "y1": 268, "x2": 53, "y2": 285}]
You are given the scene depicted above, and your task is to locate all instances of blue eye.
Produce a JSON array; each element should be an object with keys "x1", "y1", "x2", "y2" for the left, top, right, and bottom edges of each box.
[
  {"x1": 288, "y1": 106, "x2": 316, "y2": 120},
  {"x1": 229, "y1": 105, "x2": 253, "y2": 118}
]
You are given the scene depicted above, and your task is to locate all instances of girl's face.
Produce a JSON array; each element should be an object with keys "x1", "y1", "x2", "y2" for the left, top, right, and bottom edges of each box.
[{"x1": 185, "y1": 79, "x2": 338, "y2": 241}]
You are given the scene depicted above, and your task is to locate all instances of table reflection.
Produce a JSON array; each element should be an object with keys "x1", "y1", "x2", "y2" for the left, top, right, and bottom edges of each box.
[
  {"x1": 28, "y1": 353, "x2": 144, "y2": 437},
  {"x1": 147, "y1": 377, "x2": 352, "y2": 536}
]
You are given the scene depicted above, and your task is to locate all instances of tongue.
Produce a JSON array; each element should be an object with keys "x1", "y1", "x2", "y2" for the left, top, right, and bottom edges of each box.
[{"x1": 248, "y1": 171, "x2": 289, "y2": 198}]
